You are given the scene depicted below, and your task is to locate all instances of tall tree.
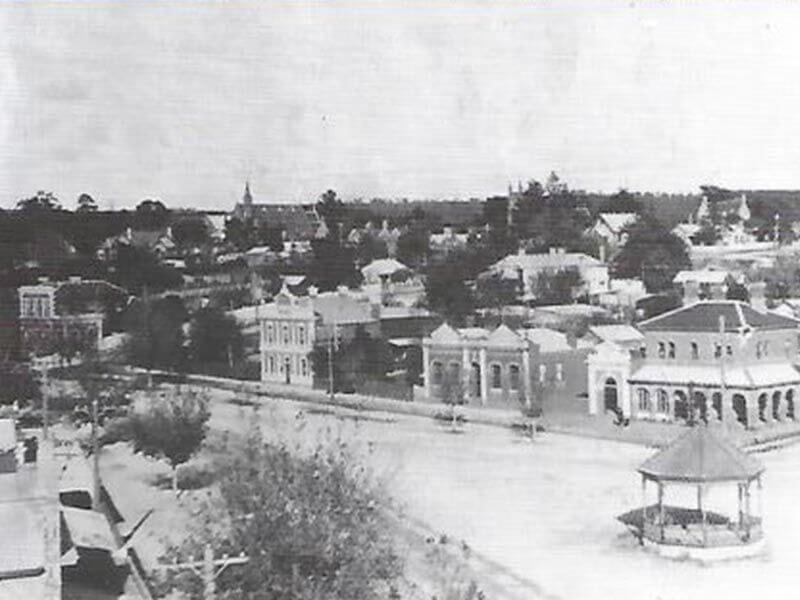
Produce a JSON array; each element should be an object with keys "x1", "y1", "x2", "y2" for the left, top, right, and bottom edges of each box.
[
  {"x1": 316, "y1": 189, "x2": 346, "y2": 239},
  {"x1": 188, "y1": 306, "x2": 244, "y2": 375},
  {"x1": 613, "y1": 215, "x2": 691, "y2": 293},
  {"x1": 601, "y1": 189, "x2": 642, "y2": 214},
  {"x1": 76, "y1": 193, "x2": 98, "y2": 213},
  {"x1": 17, "y1": 191, "x2": 60, "y2": 212},
  {"x1": 124, "y1": 296, "x2": 187, "y2": 375}
]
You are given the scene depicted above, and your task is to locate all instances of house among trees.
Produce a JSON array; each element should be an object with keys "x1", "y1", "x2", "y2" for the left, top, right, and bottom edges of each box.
[
  {"x1": 98, "y1": 226, "x2": 176, "y2": 261},
  {"x1": 18, "y1": 278, "x2": 128, "y2": 358},
  {"x1": 488, "y1": 247, "x2": 610, "y2": 304},
  {"x1": 588, "y1": 280, "x2": 800, "y2": 429},
  {"x1": 589, "y1": 212, "x2": 639, "y2": 252}
]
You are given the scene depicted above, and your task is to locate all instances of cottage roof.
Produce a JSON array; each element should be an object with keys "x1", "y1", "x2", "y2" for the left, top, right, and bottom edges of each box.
[
  {"x1": 638, "y1": 301, "x2": 799, "y2": 333},
  {"x1": 361, "y1": 258, "x2": 409, "y2": 279},
  {"x1": 588, "y1": 324, "x2": 644, "y2": 345},
  {"x1": 629, "y1": 362, "x2": 800, "y2": 389},
  {"x1": 312, "y1": 291, "x2": 377, "y2": 325},
  {"x1": 638, "y1": 426, "x2": 763, "y2": 483},
  {"x1": 494, "y1": 251, "x2": 602, "y2": 273},
  {"x1": 672, "y1": 269, "x2": 729, "y2": 285},
  {"x1": 597, "y1": 212, "x2": 638, "y2": 234}
]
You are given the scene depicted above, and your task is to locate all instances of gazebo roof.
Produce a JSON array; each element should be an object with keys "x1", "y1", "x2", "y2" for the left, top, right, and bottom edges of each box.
[{"x1": 638, "y1": 426, "x2": 764, "y2": 483}]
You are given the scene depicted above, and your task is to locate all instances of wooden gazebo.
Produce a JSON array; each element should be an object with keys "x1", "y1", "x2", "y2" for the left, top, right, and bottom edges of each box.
[{"x1": 619, "y1": 426, "x2": 766, "y2": 560}]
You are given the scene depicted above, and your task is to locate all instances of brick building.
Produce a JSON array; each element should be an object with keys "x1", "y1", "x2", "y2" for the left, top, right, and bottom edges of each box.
[
  {"x1": 422, "y1": 323, "x2": 588, "y2": 410},
  {"x1": 588, "y1": 285, "x2": 800, "y2": 429}
]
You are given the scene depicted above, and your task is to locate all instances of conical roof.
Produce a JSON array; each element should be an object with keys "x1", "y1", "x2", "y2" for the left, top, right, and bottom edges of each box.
[{"x1": 638, "y1": 426, "x2": 764, "y2": 483}]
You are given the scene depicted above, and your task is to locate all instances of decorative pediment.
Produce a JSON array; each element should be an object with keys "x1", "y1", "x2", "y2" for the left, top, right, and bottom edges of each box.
[
  {"x1": 429, "y1": 323, "x2": 462, "y2": 344},
  {"x1": 486, "y1": 324, "x2": 525, "y2": 348}
]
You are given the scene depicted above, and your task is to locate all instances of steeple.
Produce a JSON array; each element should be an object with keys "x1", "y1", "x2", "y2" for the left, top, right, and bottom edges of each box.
[{"x1": 243, "y1": 181, "x2": 253, "y2": 206}]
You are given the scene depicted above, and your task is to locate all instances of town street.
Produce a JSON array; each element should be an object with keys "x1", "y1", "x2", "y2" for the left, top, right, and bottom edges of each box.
[{"x1": 205, "y1": 390, "x2": 800, "y2": 600}]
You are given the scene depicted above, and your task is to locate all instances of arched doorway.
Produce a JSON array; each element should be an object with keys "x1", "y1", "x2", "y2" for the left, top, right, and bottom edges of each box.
[
  {"x1": 673, "y1": 390, "x2": 689, "y2": 421},
  {"x1": 604, "y1": 377, "x2": 619, "y2": 413},
  {"x1": 692, "y1": 391, "x2": 708, "y2": 423},
  {"x1": 711, "y1": 392, "x2": 723, "y2": 422},
  {"x1": 732, "y1": 394, "x2": 748, "y2": 427},
  {"x1": 772, "y1": 391, "x2": 782, "y2": 421},
  {"x1": 787, "y1": 389, "x2": 795, "y2": 420},
  {"x1": 470, "y1": 362, "x2": 481, "y2": 399},
  {"x1": 758, "y1": 393, "x2": 768, "y2": 422}
]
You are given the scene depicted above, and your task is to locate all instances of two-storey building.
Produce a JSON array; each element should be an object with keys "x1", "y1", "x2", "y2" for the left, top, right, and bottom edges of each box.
[
  {"x1": 258, "y1": 285, "x2": 380, "y2": 387},
  {"x1": 588, "y1": 289, "x2": 800, "y2": 429}
]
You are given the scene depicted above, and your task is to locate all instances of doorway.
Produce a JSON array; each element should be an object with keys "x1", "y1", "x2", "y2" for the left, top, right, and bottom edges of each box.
[{"x1": 603, "y1": 377, "x2": 618, "y2": 412}]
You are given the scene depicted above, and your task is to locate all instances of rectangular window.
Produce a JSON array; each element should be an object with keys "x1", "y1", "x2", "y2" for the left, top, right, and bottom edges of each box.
[
  {"x1": 491, "y1": 364, "x2": 502, "y2": 389},
  {"x1": 691, "y1": 342, "x2": 699, "y2": 360},
  {"x1": 283, "y1": 324, "x2": 290, "y2": 345},
  {"x1": 668, "y1": 342, "x2": 675, "y2": 359},
  {"x1": 639, "y1": 346, "x2": 647, "y2": 359},
  {"x1": 267, "y1": 324, "x2": 274, "y2": 344},
  {"x1": 268, "y1": 355, "x2": 275, "y2": 373},
  {"x1": 300, "y1": 358, "x2": 308, "y2": 376},
  {"x1": 538, "y1": 364, "x2": 547, "y2": 383},
  {"x1": 714, "y1": 344, "x2": 722, "y2": 359},
  {"x1": 658, "y1": 342, "x2": 665, "y2": 359},
  {"x1": 556, "y1": 363, "x2": 563, "y2": 382},
  {"x1": 509, "y1": 365, "x2": 520, "y2": 390},
  {"x1": 726, "y1": 345, "x2": 733, "y2": 357},
  {"x1": 298, "y1": 325, "x2": 306, "y2": 346},
  {"x1": 432, "y1": 362, "x2": 443, "y2": 385}
]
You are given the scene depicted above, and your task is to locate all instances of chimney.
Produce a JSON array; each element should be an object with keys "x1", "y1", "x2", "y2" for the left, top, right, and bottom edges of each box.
[
  {"x1": 749, "y1": 281, "x2": 767, "y2": 312},
  {"x1": 683, "y1": 280, "x2": 700, "y2": 305},
  {"x1": 308, "y1": 285, "x2": 318, "y2": 297},
  {"x1": 337, "y1": 285, "x2": 349, "y2": 296},
  {"x1": 382, "y1": 219, "x2": 389, "y2": 231}
]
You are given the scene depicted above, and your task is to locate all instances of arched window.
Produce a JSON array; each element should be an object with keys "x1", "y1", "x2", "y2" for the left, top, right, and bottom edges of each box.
[
  {"x1": 266, "y1": 323, "x2": 274, "y2": 344},
  {"x1": 491, "y1": 364, "x2": 502, "y2": 389},
  {"x1": 538, "y1": 364, "x2": 547, "y2": 383},
  {"x1": 300, "y1": 358, "x2": 308, "y2": 376},
  {"x1": 637, "y1": 389, "x2": 651, "y2": 411},
  {"x1": 714, "y1": 344, "x2": 722, "y2": 359},
  {"x1": 282, "y1": 324, "x2": 290, "y2": 345},
  {"x1": 639, "y1": 346, "x2": 647, "y2": 358},
  {"x1": 726, "y1": 345, "x2": 733, "y2": 357},
  {"x1": 298, "y1": 325, "x2": 306, "y2": 346},
  {"x1": 432, "y1": 362, "x2": 443, "y2": 385},
  {"x1": 509, "y1": 364, "x2": 520, "y2": 390},
  {"x1": 449, "y1": 362, "x2": 461, "y2": 380},
  {"x1": 555, "y1": 363, "x2": 563, "y2": 382},
  {"x1": 691, "y1": 342, "x2": 699, "y2": 360},
  {"x1": 268, "y1": 355, "x2": 275, "y2": 373},
  {"x1": 657, "y1": 389, "x2": 669, "y2": 413},
  {"x1": 668, "y1": 342, "x2": 675, "y2": 359},
  {"x1": 658, "y1": 342, "x2": 666, "y2": 358}
]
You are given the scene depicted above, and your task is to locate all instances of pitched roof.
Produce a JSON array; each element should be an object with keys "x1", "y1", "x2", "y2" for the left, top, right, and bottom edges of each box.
[
  {"x1": 638, "y1": 301, "x2": 800, "y2": 333},
  {"x1": 361, "y1": 258, "x2": 409, "y2": 280},
  {"x1": 597, "y1": 212, "x2": 638, "y2": 233},
  {"x1": 589, "y1": 324, "x2": 644, "y2": 345},
  {"x1": 494, "y1": 251, "x2": 602, "y2": 273},
  {"x1": 672, "y1": 269, "x2": 729, "y2": 285},
  {"x1": 638, "y1": 426, "x2": 764, "y2": 483},
  {"x1": 429, "y1": 323, "x2": 462, "y2": 344},
  {"x1": 239, "y1": 204, "x2": 319, "y2": 240},
  {"x1": 518, "y1": 327, "x2": 572, "y2": 352},
  {"x1": 629, "y1": 362, "x2": 800, "y2": 389},
  {"x1": 486, "y1": 324, "x2": 526, "y2": 348}
]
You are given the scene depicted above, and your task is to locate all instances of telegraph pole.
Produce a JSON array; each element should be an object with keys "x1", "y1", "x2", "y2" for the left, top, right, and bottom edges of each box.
[
  {"x1": 327, "y1": 322, "x2": 336, "y2": 402},
  {"x1": 91, "y1": 393, "x2": 101, "y2": 511}
]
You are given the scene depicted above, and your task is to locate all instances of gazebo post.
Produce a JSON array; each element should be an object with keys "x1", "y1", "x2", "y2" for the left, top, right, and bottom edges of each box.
[
  {"x1": 744, "y1": 481, "x2": 752, "y2": 540},
  {"x1": 658, "y1": 481, "x2": 665, "y2": 542},
  {"x1": 737, "y1": 483, "x2": 744, "y2": 529},
  {"x1": 641, "y1": 475, "x2": 647, "y2": 538},
  {"x1": 698, "y1": 484, "x2": 707, "y2": 547}
]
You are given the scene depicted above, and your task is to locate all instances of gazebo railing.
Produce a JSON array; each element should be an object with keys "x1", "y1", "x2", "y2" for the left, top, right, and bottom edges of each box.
[{"x1": 639, "y1": 506, "x2": 763, "y2": 548}]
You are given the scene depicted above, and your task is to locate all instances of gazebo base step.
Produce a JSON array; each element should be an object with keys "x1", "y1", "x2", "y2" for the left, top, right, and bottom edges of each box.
[{"x1": 641, "y1": 535, "x2": 766, "y2": 563}]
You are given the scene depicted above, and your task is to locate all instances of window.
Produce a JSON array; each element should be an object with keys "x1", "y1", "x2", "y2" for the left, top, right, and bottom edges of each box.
[
  {"x1": 658, "y1": 342, "x2": 666, "y2": 359},
  {"x1": 668, "y1": 342, "x2": 675, "y2": 359},
  {"x1": 691, "y1": 342, "x2": 699, "y2": 360},
  {"x1": 509, "y1": 364, "x2": 520, "y2": 390},
  {"x1": 449, "y1": 362, "x2": 461, "y2": 381},
  {"x1": 491, "y1": 364, "x2": 502, "y2": 389},
  {"x1": 639, "y1": 346, "x2": 647, "y2": 359},
  {"x1": 268, "y1": 355, "x2": 275, "y2": 374},
  {"x1": 726, "y1": 345, "x2": 733, "y2": 357},
  {"x1": 298, "y1": 325, "x2": 306, "y2": 346},
  {"x1": 637, "y1": 389, "x2": 651, "y2": 411},
  {"x1": 283, "y1": 324, "x2": 290, "y2": 345},
  {"x1": 432, "y1": 362, "x2": 443, "y2": 385},
  {"x1": 657, "y1": 389, "x2": 669, "y2": 413},
  {"x1": 539, "y1": 364, "x2": 547, "y2": 383},
  {"x1": 300, "y1": 358, "x2": 308, "y2": 377},
  {"x1": 556, "y1": 363, "x2": 563, "y2": 382},
  {"x1": 756, "y1": 342, "x2": 762, "y2": 359},
  {"x1": 714, "y1": 344, "x2": 722, "y2": 359},
  {"x1": 764, "y1": 341, "x2": 769, "y2": 356},
  {"x1": 266, "y1": 324, "x2": 274, "y2": 344}
]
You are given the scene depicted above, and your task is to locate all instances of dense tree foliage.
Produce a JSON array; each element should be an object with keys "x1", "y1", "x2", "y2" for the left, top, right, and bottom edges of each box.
[
  {"x1": 154, "y1": 425, "x2": 401, "y2": 599},
  {"x1": 188, "y1": 306, "x2": 244, "y2": 375},
  {"x1": 126, "y1": 388, "x2": 210, "y2": 493},
  {"x1": 600, "y1": 189, "x2": 642, "y2": 214},
  {"x1": 123, "y1": 296, "x2": 187, "y2": 374},
  {"x1": 474, "y1": 271, "x2": 520, "y2": 309},
  {"x1": 76, "y1": 193, "x2": 98, "y2": 213},
  {"x1": 532, "y1": 269, "x2": 583, "y2": 305},
  {"x1": 310, "y1": 326, "x2": 393, "y2": 393},
  {"x1": 613, "y1": 215, "x2": 691, "y2": 293},
  {"x1": 17, "y1": 190, "x2": 61, "y2": 212},
  {"x1": 109, "y1": 245, "x2": 182, "y2": 295}
]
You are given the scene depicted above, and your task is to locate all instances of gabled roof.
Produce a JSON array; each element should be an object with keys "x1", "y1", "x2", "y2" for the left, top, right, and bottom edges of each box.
[
  {"x1": 638, "y1": 426, "x2": 764, "y2": 483},
  {"x1": 638, "y1": 301, "x2": 800, "y2": 333},
  {"x1": 672, "y1": 269, "x2": 729, "y2": 285},
  {"x1": 361, "y1": 258, "x2": 409, "y2": 279},
  {"x1": 486, "y1": 324, "x2": 525, "y2": 348},
  {"x1": 597, "y1": 212, "x2": 638, "y2": 234},
  {"x1": 429, "y1": 323, "x2": 462, "y2": 344},
  {"x1": 518, "y1": 327, "x2": 572, "y2": 352},
  {"x1": 493, "y1": 251, "x2": 602, "y2": 273}
]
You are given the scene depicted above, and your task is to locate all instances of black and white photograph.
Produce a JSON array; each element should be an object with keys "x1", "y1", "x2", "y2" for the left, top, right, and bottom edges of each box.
[{"x1": 3, "y1": 1, "x2": 800, "y2": 598}]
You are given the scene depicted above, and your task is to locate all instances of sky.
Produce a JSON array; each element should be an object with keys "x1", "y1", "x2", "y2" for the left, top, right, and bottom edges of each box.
[{"x1": 3, "y1": 1, "x2": 800, "y2": 210}]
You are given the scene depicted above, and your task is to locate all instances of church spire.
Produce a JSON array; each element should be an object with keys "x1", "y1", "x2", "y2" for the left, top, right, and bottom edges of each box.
[{"x1": 243, "y1": 181, "x2": 253, "y2": 205}]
